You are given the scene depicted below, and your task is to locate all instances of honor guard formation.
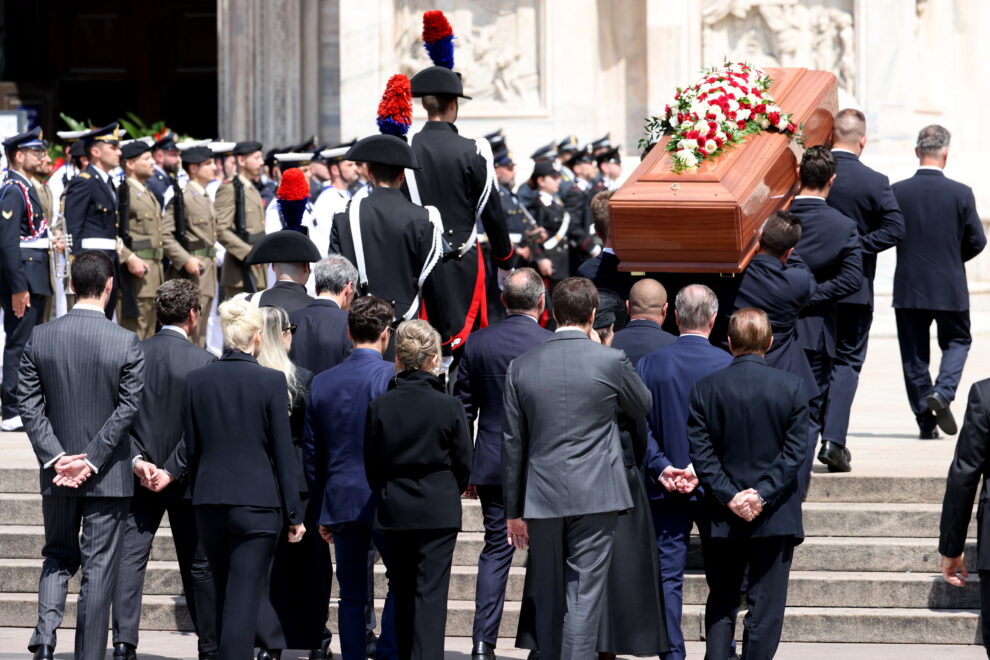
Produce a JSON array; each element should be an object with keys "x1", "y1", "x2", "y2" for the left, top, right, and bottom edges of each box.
[{"x1": 5, "y1": 8, "x2": 990, "y2": 660}]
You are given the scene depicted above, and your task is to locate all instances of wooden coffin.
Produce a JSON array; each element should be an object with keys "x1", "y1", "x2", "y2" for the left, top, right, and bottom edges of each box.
[{"x1": 610, "y1": 68, "x2": 838, "y2": 273}]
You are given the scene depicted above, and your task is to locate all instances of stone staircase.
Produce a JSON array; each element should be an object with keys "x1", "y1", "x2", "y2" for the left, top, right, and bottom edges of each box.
[{"x1": 0, "y1": 465, "x2": 981, "y2": 645}]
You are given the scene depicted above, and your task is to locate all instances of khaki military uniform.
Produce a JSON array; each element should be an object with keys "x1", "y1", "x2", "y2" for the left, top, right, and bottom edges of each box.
[
  {"x1": 162, "y1": 180, "x2": 218, "y2": 347},
  {"x1": 118, "y1": 176, "x2": 164, "y2": 339},
  {"x1": 215, "y1": 174, "x2": 267, "y2": 299}
]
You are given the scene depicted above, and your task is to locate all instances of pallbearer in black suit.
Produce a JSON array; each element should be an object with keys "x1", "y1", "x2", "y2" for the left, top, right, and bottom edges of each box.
[
  {"x1": 183, "y1": 298, "x2": 305, "y2": 660},
  {"x1": 893, "y1": 125, "x2": 986, "y2": 438},
  {"x1": 452, "y1": 269, "x2": 551, "y2": 660},
  {"x1": 577, "y1": 191, "x2": 641, "y2": 301},
  {"x1": 823, "y1": 109, "x2": 904, "y2": 463},
  {"x1": 244, "y1": 230, "x2": 320, "y2": 313},
  {"x1": 289, "y1": 255, "x2": 356, "y2": 375},
  {"x1": 111, "y1": 280, "x2": 217, "y2": 660},
  {"x1": 0, "y1": 128, "x2": 53, "y2": 432},
  {"x1": 939, "y1": 378, "x2": 990, "y2": 658},
  {"x1": 330, "y1": 135, "x2": 442, "y2": 323},
  {"x1": 612, "y1": 278, "x2": 676, "y2": 366},
  {"x1": 63, "y1": 123, "x2": 123, "y2": 318},
  {"x1": 408, "y1": 59, "x2": 514, "y2": 355},
  {"x1": 789, "y1": 147, "x2": 863, "y2": 471},
  {"x1": 689, "y1": 309, "x2": 807, "y2": 660}
]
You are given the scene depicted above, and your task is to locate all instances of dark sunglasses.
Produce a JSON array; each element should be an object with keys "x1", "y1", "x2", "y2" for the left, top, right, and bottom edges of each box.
[{"x1": 283, "y1": 324, "x2": 298, "y2": 335}]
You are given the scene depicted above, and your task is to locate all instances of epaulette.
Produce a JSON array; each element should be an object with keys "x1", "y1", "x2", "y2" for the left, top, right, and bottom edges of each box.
[{"x1": 79, "y1": 172, "x2": 91, "y2": 179}]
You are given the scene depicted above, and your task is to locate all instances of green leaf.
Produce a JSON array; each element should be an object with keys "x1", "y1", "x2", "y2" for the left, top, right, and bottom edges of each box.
[{"x1": 59, "y1": 113, "x2": 87, "y2": 131}]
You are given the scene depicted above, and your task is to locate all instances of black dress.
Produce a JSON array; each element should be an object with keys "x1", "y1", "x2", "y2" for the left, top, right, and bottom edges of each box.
[{"x1": 256, "y1": 367, "x2": 334, "y2": 653}]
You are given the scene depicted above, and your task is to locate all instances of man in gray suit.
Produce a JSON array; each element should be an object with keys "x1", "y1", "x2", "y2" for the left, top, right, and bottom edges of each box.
[
  {"x1": 503, "y1": 276, "x2": 652, "y2": 660},
  {"x1": 18, "y1": 250, "x2": 144, "y2": 660}
]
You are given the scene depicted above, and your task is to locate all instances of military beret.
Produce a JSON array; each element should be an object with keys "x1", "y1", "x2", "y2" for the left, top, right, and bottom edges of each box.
[
  {"x1": 410, "y1": 66, "x2": 471, "y2": 99},
  {"x1": 245, "y1": 230, "x2": 322, "y2": 265},
  {"x1": 181, "y1": 146, "x2": 214, "y2": 165},
  {"x1": 2, "y1": 127, "x2": 45, "y2": 151},
  {"x1": 345, "y1": 134, "x2": 420, "y2": 169},
  {"x1": 120, "y1": 140, "x2": 151, "y2": 160},
  {"x1": 233, "y1": 141, "x2": 263, "y2": 156}
]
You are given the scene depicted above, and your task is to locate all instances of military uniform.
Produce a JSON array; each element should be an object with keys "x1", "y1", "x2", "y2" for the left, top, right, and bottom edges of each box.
[
  {"x1": 215, "y1": 173, "x2": 268, "y2": 298},
  {"x1": 0, "y1": 161, "x2": 52, "y2": 424},
  {"x1": 116, "y1": 176, "x2": 164, "y2": 338},
  {"x1": 63, "y1": 162, "x2": 120, "y2": 318},
  {"x1": 162, "y1": 180, "x2": 218, "y2": 347},
  {"x1": 146, "y1": 165, "x2": 171, "y2": 209}
]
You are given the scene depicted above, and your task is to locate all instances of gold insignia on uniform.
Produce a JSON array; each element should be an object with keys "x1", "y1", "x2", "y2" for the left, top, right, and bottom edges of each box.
[
  {"x1": 1, "y1": 210, "x2": 11, "y2": 219},
  {"x1": 79, "y1": 172, "x2": 91, "y2": 179}
]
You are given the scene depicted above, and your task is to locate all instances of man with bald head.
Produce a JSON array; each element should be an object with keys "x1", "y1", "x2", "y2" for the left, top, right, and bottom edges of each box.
[
  {"x1": 612, "y1": 278, "x2": 677, "y2": 366},
  {"x1": 819, "y1": 108, "x2": 904, "y2": 472}
]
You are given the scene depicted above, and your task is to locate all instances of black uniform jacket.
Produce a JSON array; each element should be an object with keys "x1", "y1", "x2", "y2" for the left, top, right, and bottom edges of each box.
[{"x1": 0, "y1": 170, "x2": 52, "y2": 296}]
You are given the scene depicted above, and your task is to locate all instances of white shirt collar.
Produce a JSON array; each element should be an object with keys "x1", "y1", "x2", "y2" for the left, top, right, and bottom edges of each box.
[
  {"x1": 679, "y1": 331, "x2": 710, "y2": 338},
  {"x1": 161, "y1": 325, "x2": 189, "y2": 339},
  {"x1": 602, "y1": 247, "x2": 615, "y2": 255},
  {"x1": 539, "y1": 191, "x2": 554, "y2": 206},
  {"x1": 554, "y1": 326, "x2": 587, "y2": 335},
  {"x1": 831, "y1": 148, "x2": 857, "y2": 156},
  {"x1": 918, "y1": 165, "x2": 943, "y2": 171},
  {"x1": 73, "y1": 303, "x2": 104, "y2": 312},
  {"x1": 91, "y1": 167, "x2": 111, "y2": 183},
  {"x1": 793, "y1": 194, "x2": 825, "y2": 200},
  {"x1": 508, "y1": 312, "x2": 540, "y2": 323}
]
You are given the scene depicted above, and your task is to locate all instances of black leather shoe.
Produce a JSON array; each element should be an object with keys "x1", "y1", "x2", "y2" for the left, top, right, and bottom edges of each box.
[
  {"x1": 366, "y1": 632, "x2": 377, "y2": 659},
  {"x1": 257, "y1": 650, "x2": 281, "y2": 660},
  {"x1": 113, "y1": 642, "x2": 137, "y2": 660},
  {"x1": 472, "y1": 641, "x2": 496, "y2": 660},
  {"x1": 817, "y1": 441, "x2": 851, "y2": 473},
  {"x1": 927, "y1": 392, "x2": 958, "y2": 435},
  {"x1": 32, "y1": 646, "x2": 54, "y2": 660},
  {"x1": 527, "y1": 651, "x2": 540, "y2": 660},
  {"x1": 919, "y1": 425, "x2": 940, "y2": 439},
  {"x1": 198, "y1": 654, "x2": 218, "y2": 660},
  {"x1": 309, "y1": 650, "x2": 329, "y2": 660}
]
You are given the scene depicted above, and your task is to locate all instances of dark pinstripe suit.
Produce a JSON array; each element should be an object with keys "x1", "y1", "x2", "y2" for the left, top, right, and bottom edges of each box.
[{"x1": 18, "y1": 307, "x2": 144, "y2": 659}]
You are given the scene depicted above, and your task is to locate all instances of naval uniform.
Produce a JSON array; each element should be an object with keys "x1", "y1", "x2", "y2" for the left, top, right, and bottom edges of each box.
[
  {"x1": 215, "y1": 174, "x2": 268, "y2": 299},
  {"x1": 118, "y1": 176, "x2": 165, "y2": 339},
  {"x1": 162, "y1": 180, "x2": 219, "y2": 348},
  {"x1": 0, "y1": 170, "x2": 52, "y2": 421},
  {"x1": 146, "y1": 165, "x2": 171, "y2": 209},
  {"x1": 63, "y1": 164, "x2": 121, "y2": 318}
]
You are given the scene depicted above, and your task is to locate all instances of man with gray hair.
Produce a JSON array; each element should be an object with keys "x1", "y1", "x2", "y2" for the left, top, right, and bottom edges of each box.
[
  {"x1": 289, "y1": 254, "x2": 357, "y2": 375},
  {"x1": 452, "y1": 267, "x2": 551, "y2": 660},
  {"x1": 892, "y1": 125, "x2": 986, "y2": 438},
  {"x1": 636, "y1": 283, "x2": 731, "y2": 660}
]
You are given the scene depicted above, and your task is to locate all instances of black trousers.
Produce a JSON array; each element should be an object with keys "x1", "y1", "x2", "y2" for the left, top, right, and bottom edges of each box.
[
  {"x1": 472, "y1": 485, "x2": 515, "y2": 645},
  {"x1": 823, "y1": 303, "x2": 873, "y2": 447},
  {"x1": 0, "y1": 291, "x2": 45, "y2": 419},
  {"x1": 979, "y1": 570, "x2": 990, "y2": 657},
  {"x1": 382, "y1": 528, "x2": 458, "y2": 660},
  {"x1": 895, "y1": 308, "x2": 972, "y2": 428},
  {"x1": 112, "y1": 487, "x2": 216, "y2": 654},
  {"x1": 700, "y1": 535, "x2": 795, "y2": 660},
  {"x1": 196, "y1": 504, "x2": 281, "y2": 660}
]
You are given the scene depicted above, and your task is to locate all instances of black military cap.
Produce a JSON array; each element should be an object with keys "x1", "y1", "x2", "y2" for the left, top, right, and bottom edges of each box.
[
  {"x1": 69, "y1": 140, "x2": 86, "y2": 158},
  {"x1": 557, "y1": 135, "x2": 580, "y2": 154},
  {"x1": 153, "y1": 131, "x2": 178, "y2": 152},
  {"x1": 493, "y1": 146, "x2": 514, "y2": 168},
  {"x1": 84, "y1": 122, "x2": 122, "y2": 145},
  {"x1": 232, "y1": 141, "x2": 263, "y2": 156},
  {"x1": 245, "y1": 230, "x2": 322, "y2": 265},
  {"x1": 564, "y1": 147, "x2": 593, "y2": 169},
  {"x1": 181, "y1": 146, "x2": 214, "y2": 165},
  {"x1": 345, "y1": 134, "x2": 420, "y2": 169},
  {"x1": 410, "y1": 66, "x2": 471, "y2": 99},
  {"x1": 531, "y1": 161, "x2": 559, "y2": 178},
  {"x1": 530, "y1": 142, "x2": 557, "y2": 162},
  {"x1": 590, "y1": 133, "x2": 612, "y2": 152},
  {"x1": 2, "y1": 127, "x2": 46, "y2": 151},
  {"x1": 596, "y1": 146, "x2": 621, "y2": 166},
  {"x1": 484, "y1": 129, "x2": 506, "y2": 150},
  {"x1": 120, "y1": 140, "x2": 151, "y2": 160}
]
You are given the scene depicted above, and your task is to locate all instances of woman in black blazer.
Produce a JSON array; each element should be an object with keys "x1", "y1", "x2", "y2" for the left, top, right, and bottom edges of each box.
[
  {"x1": 183, "y1": 298, "x2": 305, "y2": 660},
  {"x1": 364, "y1": 319, "x2": 473, "y2": 660}
]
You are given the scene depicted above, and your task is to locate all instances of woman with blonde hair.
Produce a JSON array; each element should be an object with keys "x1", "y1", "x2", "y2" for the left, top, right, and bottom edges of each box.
[
  {"x1": 183, "y1": 297, "x2": 305, "y2": 660},
  {"x1": 364, "y1": 319, "x2": 473, "y2": 660},
  {"x1": 252, "y1": 305, "x2": 331, "y2": 660}
]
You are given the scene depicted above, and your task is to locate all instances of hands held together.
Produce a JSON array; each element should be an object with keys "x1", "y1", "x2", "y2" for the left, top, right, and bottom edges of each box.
[
  {"x1": 659, "y1": 465, "x2": 699, "y2": 494},
  {"x1": 728, "y1": 488, "x2": 764, "y2": 522},
  {"x1": 53, "y1": 453, "x2": 92, "y2": 488},
  {"x1": 133, "y1": 460, "x2": 173, "y2": 493}
]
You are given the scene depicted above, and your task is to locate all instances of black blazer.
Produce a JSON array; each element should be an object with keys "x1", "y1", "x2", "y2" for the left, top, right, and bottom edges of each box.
[
  {"x1": 612, "y1": 319, "x2": 677, "y2": 367},
  {"x1": 688, "y1": 354, "x2": 807, "y2": 540},
  {"x1": 825, "y1": 150, "x2": 905, "y2": 305},
  {"x1": 288, "y1": 367, "x2": 314, "y2": 496},
  {"x1": 576, "y1": 250, "x2": 640, "y2": 301},
  {"x1": 182, "y1": 349, "x2": 302, "y2": 525},
  {"x1": 892, "y1": 169, "x2": 986, "y2": 311},
  {"x1": 130, "y1": 329, "x2": 217, "y2": 498},
  {"x1": 364, "y1": 369, "x2": 472, "y2": 531},
  {"x1": 288, "y1": 298, "x2": 351, "y2": 375},
  {"x1": 940, "y1": 379, "x2": 990, "y2": 569},
  {"x1": 258, "y1": 280, "x2": 313, "y2": 315}
]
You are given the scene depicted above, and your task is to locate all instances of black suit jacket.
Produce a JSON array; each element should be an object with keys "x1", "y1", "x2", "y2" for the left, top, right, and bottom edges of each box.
[
  {"x1": 288, "y1": 298, "x2": 351, "y2": 375},
  {"x1": 688, "y1": 354, "x2": 807, "y2": 540},
  {"x1": 130, "y1": 329, "x2": 217, "y2": 498},
  {"x1": 258, "y1": 280, "x2": 313, "y2": 315},
  {"x1": 790, "y1": 196, "x2": 863, "y2": 356},
  {"x1": 892, "y1": 169, "x2": 986, "y2": 311},
  {"x1": 612, "y1": 319, "x2": 677, "y2": 367},
  {"x1": 940, "y1": 379, "x2": 990, "y2": 569},
  {"x1": 182, "y1": 349, "x2": 302, "y2": 524},
  {"x1": 365, "y1": 369, "x2": 472, "y2": 531},
  {"x1": 576, "y1": 250, "x2": 640, "y2": 301},
  {"x1": 825, "y1": 150, "x2": 904, "y2": 305},
  {"x1": 63, "y1": 164, "x2": 119, "y2": 249}
]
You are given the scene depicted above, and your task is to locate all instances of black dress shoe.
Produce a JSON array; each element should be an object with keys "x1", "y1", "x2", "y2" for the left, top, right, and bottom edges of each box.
[
  {"x1": 257, "y1": 650, "x2": 281, "y2": 660},
  {"x1": 309, "y1": 650, "x2": 329, "y2": 660},
  {"x1": 527, "y1": 651, "x2": 540, "y2": 660},
  {"x1": 32, "y1": 646, "x2": 54, "y2": 660},
  {"x1": 472, "y1": 641, "x2": 496, "y2": 660},
  {"x1": 817, "y1": 441, "x2": 851, "y2": 473},
  {"x1": 113, "y1": 642, "x2": 137, "y2": 659},
  {"x1": 919, "y1": 425, "x2": 940, "y2": 439},
  {"x1": 927, "y1": 392, "x2": 958, "y2": 435},
  {"x1": 366, "y1": 631, "x2": 377, "y2": 659}
]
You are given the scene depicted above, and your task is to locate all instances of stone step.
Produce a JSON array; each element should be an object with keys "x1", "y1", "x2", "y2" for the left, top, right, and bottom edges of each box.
[
  {"x1": 0, "y1": 467, "x2": 951, "y2": 504},
  {"x1": 0, "y1": 558, "x2": 979, "y2": 611},
  {"x1": 0, "y1": 594, "x2": 980, "y2": 644},
  {"x1": 0, "y1": 526, "x2": 972, "y2": 573}
]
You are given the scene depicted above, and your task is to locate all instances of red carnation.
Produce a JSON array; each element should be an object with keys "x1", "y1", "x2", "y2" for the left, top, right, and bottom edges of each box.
[
  {"x1": 737, "y1": 120, "x2": 747, "y2": 129},
  {"x1": 787, "y1": 122, "x2": 798, "y2": 133},
  {"x1": 277, "y1": 168, "x2": 310, "y2": 201},
  {"x1": 698, "y1": 148, "x2": 708, "y2": 158},
  {"x1": 686, "y1": 130, "x2": 701, "y2": 140},
  {"x1": 422, "y1": 10, "x2": 453, "y2": 42},
  {"x1": 755, "y1": 103, "x2": 766, "y2": 114},
  {"x1": 768, "y1": 111, "x2": 781, "y2": 125}
]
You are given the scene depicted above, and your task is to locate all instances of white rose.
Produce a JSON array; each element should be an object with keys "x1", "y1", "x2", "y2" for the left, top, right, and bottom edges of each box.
[
  {"x1": 678, "y1": 139, "x2": 699, "y2": 151},
  {"x1": 727, "y1": 99, "x2": 740, "y2": 113},
  {"x1": 705, "y1": 139, "x2": 718, "y2": 153},
  {"x1": 777, "y1": 116, "x2": 790, "y2": 131},
  {"x1": 736, "y1": 109, "x2": 751, "y2": 121},
  {"x1": 694, "y1": 120, "x2": 709, "y2": 133},
  {"x1": 675, "y1": 149, "x2": 698, "y2": 168},
  {"x1": 760, "y1": 117, "x2": 770, "y2": 129}
]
